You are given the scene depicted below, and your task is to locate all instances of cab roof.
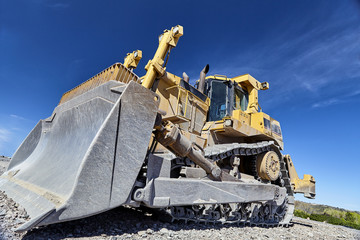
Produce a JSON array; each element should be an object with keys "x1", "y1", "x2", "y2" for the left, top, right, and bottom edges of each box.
[{"x1": 206, "y1": 74, "x2": 269, "y2": 90}]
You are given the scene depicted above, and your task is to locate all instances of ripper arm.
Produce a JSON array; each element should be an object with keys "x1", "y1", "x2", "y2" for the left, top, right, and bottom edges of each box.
[{"x1": 284, "y1": 155, "x2": 316, "y2": 199}]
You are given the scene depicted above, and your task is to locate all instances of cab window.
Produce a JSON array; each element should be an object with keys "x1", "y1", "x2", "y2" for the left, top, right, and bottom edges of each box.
[
  {"x1": 264, "y1": 118, "x2": 271, "y2": 130},
  {"x1": 234, "y1": 87, "x2": 249, "y2": 111},
  {"x1": 208, "y1": 81, "x2": 227, "y2": 121},
  {"x1": 271, "y1": 123, "x2": 282, "y2": 136}
]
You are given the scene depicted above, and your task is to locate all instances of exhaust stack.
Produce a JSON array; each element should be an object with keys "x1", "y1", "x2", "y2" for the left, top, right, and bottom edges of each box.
[
  {"x1": 182, "y1": 72, "x2": 189, "y2": 83},
  {"x1": 198, "y1": 64, "x2": 209, "y2": 93}
]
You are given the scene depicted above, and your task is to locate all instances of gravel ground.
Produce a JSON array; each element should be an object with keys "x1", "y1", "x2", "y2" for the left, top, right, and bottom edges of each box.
[
  {"x1": 1, "y1": 160, "x2": 359, "y2": 240},
  {"x1": 0, "y1": 160, "x2": 8, "y2": 176}
]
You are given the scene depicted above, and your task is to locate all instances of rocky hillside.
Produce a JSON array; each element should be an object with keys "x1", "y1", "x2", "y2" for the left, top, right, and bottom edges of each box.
[
  {"x1": 295, "y1": 200, "x2": 360, "y2": 230},
  {"x1": 295, "y1": 201, "x2": 360, "y2": 215},
  {"x1": 0, "y1": 156, "x2": 9, "y2": 175}
]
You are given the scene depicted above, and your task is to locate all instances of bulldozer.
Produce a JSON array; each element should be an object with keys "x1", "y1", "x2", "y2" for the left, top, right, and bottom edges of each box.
[{"x1": 0, "y1": 25, "x2": 315, "y2": 232}]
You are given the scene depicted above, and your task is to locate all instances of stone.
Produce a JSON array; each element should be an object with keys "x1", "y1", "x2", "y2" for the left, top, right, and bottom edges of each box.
[
  {"x1": 138, "y1": 230, "x2": 147, "y2": 236},
  {"x1": 160, "y1": 228, "x2": 169, "y2": 235}
]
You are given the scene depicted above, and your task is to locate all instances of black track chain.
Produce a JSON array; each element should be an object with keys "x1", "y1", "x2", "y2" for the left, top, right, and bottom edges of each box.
[
  {"x1": 278, "y1": 156, "x2": 294, "y2": 226},
  {"x1": 167, "y1": 141, "x2": 295, "y2": 227},
  {"x1": 166, "y1": 200, "x2": 292, "y2": 227},
  {"x1": 204, "y1": 141, "x2": 274, "y2": 161}
]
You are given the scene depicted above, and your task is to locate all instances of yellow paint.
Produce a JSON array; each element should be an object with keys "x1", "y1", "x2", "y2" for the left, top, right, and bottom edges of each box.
[
  {"x1": 284, "y1": 155, "x2": 316, "y2": 198},
  {"x1": 250, "y1": 112, "x2": 265, "y2": 132},
  {"x1": 57, "y1": 25, "x2": 311, "y2": 199},
  {"x1": 206, "y1": 74, "x2": 268, "y2": 114},
  {"x1": 203, "y1": 73, "x2": 284, "y2": 147},
  {"x1": 123, "y1": 50, "x2": 142, "y2": 69},
  {"x1": 210, "y1": 120, "x2": 226, "y2": 131},
  {"x1": 142, "y1": 25, "x2": 183, "y2": 89},
  {"x1": 232, "y1": 109, "x2": 250, "y2": 125},
  {"x1": 154, "y1": 70, "x2": 210, "y2": 134},
  {"x1": 59, "y1": 62, "x2": 139, "y2": 105},
  {"x1": 202, "y1": 122, "x2": 213, "y2": 131},
  {"x1": 234, "y1": 74, "x2": 261, "y2": 113}
]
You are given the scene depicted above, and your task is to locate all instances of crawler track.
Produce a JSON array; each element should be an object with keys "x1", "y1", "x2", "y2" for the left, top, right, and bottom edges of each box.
[{"x1": 162, "y1": 141, "x2": 295, "y2": 226}]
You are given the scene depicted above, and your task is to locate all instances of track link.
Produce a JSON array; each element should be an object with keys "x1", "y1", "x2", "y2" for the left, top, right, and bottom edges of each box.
[
  {"x1": 165, "y1": 200, "x2": 292, "y2": 227},
  {"x1": 162, "y1": 141, "x2": 295, "y2": 226}
]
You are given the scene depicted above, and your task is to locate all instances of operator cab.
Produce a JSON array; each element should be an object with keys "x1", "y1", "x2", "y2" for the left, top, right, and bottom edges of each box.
[
  {"x1": 202, "y1": 75, "x2": 283, "y2": 149},
  {"x1": 204, "y1": 77, "x2": 249, "y2": 121}
]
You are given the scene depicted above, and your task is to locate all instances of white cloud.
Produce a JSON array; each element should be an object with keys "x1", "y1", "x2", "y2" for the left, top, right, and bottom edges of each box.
[
  {"x1": 0, "y1": 128, "x2": 11, "y2": 143},
  {"x1": 0, "y1": 115, "x2": 35, "y2": 156},
  {"x1": 347, "y1": 89, "x2": 360, "y2": 98},
  {"x1": 311, "y1": 89, "x2": 360, "y2": 108},
  {"x1": 211, "y1": 8, "x2": 360, "y2": 110},
  {"x1": 312, "y1": 98, "x2": 341, "y2": 108},
  {"x1": 0, "y1": 128, "x2": 12, "y2": 154},
  {"x1": 10, "y1": 114, "x2": 26, "y2": 120},
  {"x1": 271, "y1": 25, "x2": 360, "y2": 95}
]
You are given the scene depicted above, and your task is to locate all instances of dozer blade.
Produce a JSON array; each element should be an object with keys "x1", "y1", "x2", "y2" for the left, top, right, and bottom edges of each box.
[{"x1": 0, "y1": 80, "x2": 159, "y2": 231}]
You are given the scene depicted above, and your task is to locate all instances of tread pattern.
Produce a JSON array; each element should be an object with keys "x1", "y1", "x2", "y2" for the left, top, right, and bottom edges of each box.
[{"x1": 164, "y1": 141, "x2": 295, "y2": 226}]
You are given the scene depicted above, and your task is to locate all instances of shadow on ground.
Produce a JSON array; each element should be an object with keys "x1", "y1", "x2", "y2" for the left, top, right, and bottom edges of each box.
[{"x1": 22, "y1": 206, "x2": 279, "y2": 239}]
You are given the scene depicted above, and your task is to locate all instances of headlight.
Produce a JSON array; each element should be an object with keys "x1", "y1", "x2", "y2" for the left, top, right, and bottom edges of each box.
[
  {"x1": 173, "y1": 26, "x2": 179, "y2": 34},
  {"x1": 224, "y1": 119, "x2": 233, "y2": 127}
]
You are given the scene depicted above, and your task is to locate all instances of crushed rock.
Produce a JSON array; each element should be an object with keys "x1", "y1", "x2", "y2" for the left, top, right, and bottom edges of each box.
[{"x1": 1, "y1": 162, "x2": 360, "y2": 240}]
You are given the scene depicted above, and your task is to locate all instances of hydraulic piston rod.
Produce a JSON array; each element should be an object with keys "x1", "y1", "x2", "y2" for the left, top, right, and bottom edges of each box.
[{"x1": 155, "y1": 121, "x2": 221, "y2": 179}]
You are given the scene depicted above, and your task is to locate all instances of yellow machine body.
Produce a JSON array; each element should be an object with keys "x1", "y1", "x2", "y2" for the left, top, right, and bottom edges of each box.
[
  {"x1": 200, "y1": 74, "x2": 284, "y2": 149},
  {"x1": 140, "y1": 28, "x2": 315, "y2": 199},
  {"x1": 0, "y1": 25, "x2": 315, "y2": 232}
]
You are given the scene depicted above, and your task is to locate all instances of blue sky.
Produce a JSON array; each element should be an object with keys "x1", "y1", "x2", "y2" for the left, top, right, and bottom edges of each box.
[{"x1": 1, "y1": 0, "x2": 360, "y2": 211}]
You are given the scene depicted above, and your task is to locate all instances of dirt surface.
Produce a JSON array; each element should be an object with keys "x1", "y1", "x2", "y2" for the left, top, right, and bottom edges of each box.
[{"x1": 1, "y1": 161, "x2": 359, "y2": 240}]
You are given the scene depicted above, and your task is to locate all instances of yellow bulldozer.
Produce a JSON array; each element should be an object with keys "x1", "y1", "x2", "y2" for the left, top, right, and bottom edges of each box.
[{"x1": 0, "y1": 25, "x2": 315, "y2": 231}]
